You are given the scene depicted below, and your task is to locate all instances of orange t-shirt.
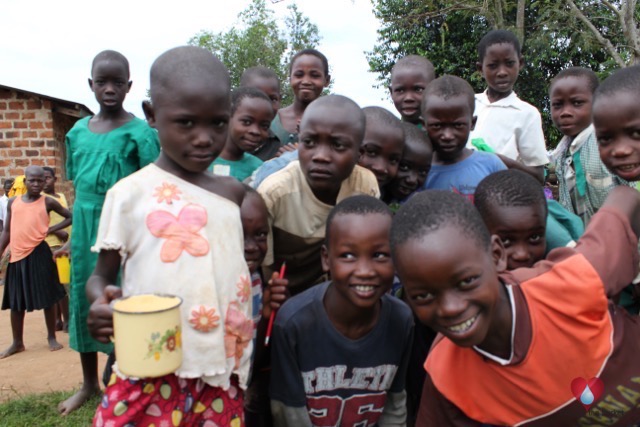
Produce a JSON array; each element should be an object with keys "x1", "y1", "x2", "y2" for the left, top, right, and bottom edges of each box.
[{"x1": 9, "y1": 196, "x2": 49, "y2": 262}]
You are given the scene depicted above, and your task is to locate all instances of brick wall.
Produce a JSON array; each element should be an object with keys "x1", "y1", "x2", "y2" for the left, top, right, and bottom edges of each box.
[{"x1": 0, "y1": 88, "x2": 79, "y2": 205}]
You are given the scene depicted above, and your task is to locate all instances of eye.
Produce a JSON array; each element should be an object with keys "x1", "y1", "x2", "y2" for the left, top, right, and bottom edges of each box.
[
  {"x1": 301, "y1": 138, "x2": 316, "y2": 148},
  {"x1": 256, "y1": 231, "x2": 268, "y2": 241},
  {"x1": 389, "y1": 157, "x2": 400, "y2": 165},
  {"x1": 500, "y1": 237, "x2": 512, "y2": 247},
  {"x1": 212, "y1": 119, "x2": 227, "y2": 129},
  {"x1": 631, "y1": 129, "x2": 640, "y2": 139},
  {"x1": 373, "y1": 251, "x2": 390, "y2": 260},
  {"x1": 412, "y1": 292, "x2": 435, "y2": 304},
  {"x1": 551, "y1": 102, "x2": 561, "y2": 109},
  {"x1": 414, "y1": 86, "x2": 424, "y2": 93},
  {"x1": 333, "y1": 141, "x2": 346, "y2": 150},
  {"x1": 179, "y1": 119, "x2": 194, "y2": 128},
  {"x1": 572, "y1": 100, "x2": 585, "y2": 107},
  {"x1": 418, "y1": 168, "x2": 430, "y2": 177},
  {"x1": 364, "y1": 147, "x2": 378, "y2": 156},
  {"x1": 459, "y1": 275, "x2": 479, "y2": 289},
  {"x1": 339, "y1": 252, "x2": 356, "y2": 260},
  {"x1": 529, "y1": 234, "x2": 543, "y2": 243},
  {"x1": 454, "y1": 123, "x2": 465, "y2": 129},
  {"x1": 596, "y1": 134, "x2": 611, "y2": 147},
  {"x1": 398, "y1": 163, "x2": 410, "y2": 172}
]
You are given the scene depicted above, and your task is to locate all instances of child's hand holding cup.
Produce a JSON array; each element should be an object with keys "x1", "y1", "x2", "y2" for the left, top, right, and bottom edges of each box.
[{"x1": 87, "y1": 285, "x2": 122, "y2": 344}]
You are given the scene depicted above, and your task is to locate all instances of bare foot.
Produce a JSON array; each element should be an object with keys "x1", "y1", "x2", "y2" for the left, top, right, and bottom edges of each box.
[
  {"x1": 58, "y1": 386, "x2": 101, "y2": 416},
  {"x1": 0, "y1": 342, "x2": 26, "y2": 359},
  {"x1": 48, "y1": 338, "x2": 63, "y2": 352}
]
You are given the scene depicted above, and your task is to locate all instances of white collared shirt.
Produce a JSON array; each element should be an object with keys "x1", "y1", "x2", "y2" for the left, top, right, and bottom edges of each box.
[{"x1": 470, "y1": 90, "x2": 549, "y2": 166}]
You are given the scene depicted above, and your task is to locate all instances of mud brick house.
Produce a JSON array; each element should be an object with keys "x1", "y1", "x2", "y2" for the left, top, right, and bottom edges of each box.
[{"x1": 0, "y1": 84, "x2": 93, "y2": 203}]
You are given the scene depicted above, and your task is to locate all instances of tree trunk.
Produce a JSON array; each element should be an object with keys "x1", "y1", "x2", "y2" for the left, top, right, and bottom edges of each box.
[
  {"x1": 621, "y1": 0, "x2": 640, "y2": 64},
  {"x1": 516, "y1": 0, "x2": 526, "y2": 46}
]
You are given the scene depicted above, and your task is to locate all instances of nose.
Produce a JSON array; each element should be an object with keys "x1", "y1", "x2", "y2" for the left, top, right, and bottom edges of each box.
[
  {"x1": 311, "y1": 144, "x2": 331, "y2": 163},
  {"x1": 248, "y1": 123, "x2": 261, "y2": 136},
  {"x1": 497, "y1": 66, "x2": 508, "y2": 77},
  {"x1": 510, "y1": 245, "x2": 531, "y2": 263},
  {"x1": 559, "y1": 107, "x2": 572, "y2": 118},
  {"x1": 610, "y1": 140, "x2": 633, "y2": 158},
  {"x1": 370, "y1": 159, "x2": 388, "y2": 176},
  {"x1": 441, "y1": 127, "x2": 454, "y2": 141},
  {"x1": 354, "y1": 258, "x2": 375, "y2": 278},
  {"x1": 405, "y1": 170, "x2": 418, "y2": 185},
  {"x1": 244, "y1": 237, "x2": 259, "y2": 254},
  {"x1": 193, "y1": 127, "x2": 213, "y2": 147},
  {"x1": 104, "y1": 82, "x2": 117, "y2": 94},
  {"x1": 436, "y1": 291, "x2": 466, "y2": 319}
]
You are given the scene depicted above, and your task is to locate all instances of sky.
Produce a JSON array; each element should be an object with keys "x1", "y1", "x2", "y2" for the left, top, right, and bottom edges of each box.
[{"x1": 1, "y1": 0, "x2": 395, "y2": 118}]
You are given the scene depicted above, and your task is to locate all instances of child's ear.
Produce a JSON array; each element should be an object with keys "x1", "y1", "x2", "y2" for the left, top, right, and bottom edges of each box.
[
  {"x1": 518, "y1": 56, "x2": 525, "y2": 70},
  {"x1": 476, "y1": 62, "x2": 483, "y2": 74},
  {"x1": 321, "y1": 244, "x2": 330, "y2": 273},
  {"x1": 88, "y1": 78, "x2": 94, "y2": 92},
  {"x1": 490, "y1": 235, "x2": 507, "y2": 273},
  {"x1": 471, "y1": 115, "x2": 478, "y2": 131},
  {"x1": 324, "y1": 74, "x2": 331, "y2": 88},
  {"x1": 142, "y1": 101, "x2": 156, "y2": 128},
  {"x1": 127, "y1": 80, "x2": 133, "y2": 93}
]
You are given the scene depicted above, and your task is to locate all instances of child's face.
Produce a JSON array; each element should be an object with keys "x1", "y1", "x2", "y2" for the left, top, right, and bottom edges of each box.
[
  {"x1": 593, "y1": 91, "x2": 640, "y2": 181},
  {"x1": 298, "y1": 106, "x2": 361, "y2": 203},
  {"x1": 390, "y1": 68, "x2": 432, "y2": 123},
  {"x1": 144, "y1": 80, "x2": 230, "y2": 174},
  {"x1": 43, "y1": 170, "x2": 56, "y2": 193},
  {"x1": 389, "y1": 138, "x2": 433, "y2": 200},
  {"x1": 290, "y1": 54, "x2": 329, "y2": 104},
  {"x1": 3, "y1": 180, "x2": 14, "y2": 195},
  {"x1": 423, "y1": 94, "x2": 474, "y2": 162},
  {"x1": 478, "y1": 43, "x2": 523, "y2": 99},
  {"x1": 483, "y1": 204, "x2": 546, "y2": 270},
  {"x1": 24, "y1": 171, "x2": 45, "y2": 196},
  {"x1": 395, "y1": 226, "x2": 508, "y2": 348},
  {"x1": 322, "y1": 212, "x2": 394, "y2": 310},
  {"x1": 550, "y1": 76, "x2": 593, "y2": 138},
  {"x1": 229, "y1": 97, "x2": 274, "y2": 153},
  {"x1": 241, "y1": 193, "x2": 269, "y2": 274},
  {"x1": 246, "y1": 76, "x2": 281, "y2": 112},
  {"x1": 358, "y1": 122, "x2": 404, "y2": 187},
  {"x1": 89, "y1": 59, "x2": 131, "y2": 112}
]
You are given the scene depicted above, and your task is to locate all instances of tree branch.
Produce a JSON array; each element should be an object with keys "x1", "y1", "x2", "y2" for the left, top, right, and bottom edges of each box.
[
  {"x1": 600, "y1": 0, "x2": 621, "y2": 17},
  {"x1": 567, "y1": 0, "x2": 626, "y2": 67},
  {"x1": 621, "y1": 0, "x2": 640, "y2": 63}
]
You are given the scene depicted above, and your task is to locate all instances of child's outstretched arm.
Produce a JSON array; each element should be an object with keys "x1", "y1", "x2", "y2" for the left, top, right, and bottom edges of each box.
[
  {"x1": 0, "y1": 199, "x2": 12, "y2": 255},
  {"x1": 44, "y1": 197, "x2": 72, "y2": 235},
  {"x1": 495, "y1": 154, "x2": 544, "y2": 184},
  {"x1": 575, "y1": 186, "x2": 640, "y2": 298},
  {"x1": 86, "y1": 250, "x2": 122, "y2": 344}
]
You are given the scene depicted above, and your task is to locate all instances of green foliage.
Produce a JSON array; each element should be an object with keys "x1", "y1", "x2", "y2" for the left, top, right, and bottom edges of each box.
[
  {"x1": 0, "y1": 390, "x2": 100, "y2": 426},
  {"x1": 189, "y1": 0, "x2": 322, "y2": 106},
  {"x1": 368, "y1": 0, "x2": 628, "y2": 148}
]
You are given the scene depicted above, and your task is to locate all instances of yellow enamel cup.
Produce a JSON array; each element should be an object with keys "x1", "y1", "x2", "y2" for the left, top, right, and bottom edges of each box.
[
  {"x1": 112, "y1": 294, "x2": 183, "y2": 378},
  {"x1": 55, "y1": 256, "x2": 70, "y2": 284}
]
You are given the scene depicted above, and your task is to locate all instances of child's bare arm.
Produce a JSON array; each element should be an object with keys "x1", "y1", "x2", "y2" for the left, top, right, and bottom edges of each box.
[
  {"x1": 0, "y1": 199, "x2": 13, "y2": 255},
  {"x1": 86, "y1": 250, "x2": 122, "y2": 343},
  {"x1": 496, "y1": 154, "x2": 544, "y2": 184},
  {"x1": 602, "y1": 186, "x2": 640, "y2": 237},
  {"x1": 44, "y1": 197, "x2": 72, "y2": 234}
]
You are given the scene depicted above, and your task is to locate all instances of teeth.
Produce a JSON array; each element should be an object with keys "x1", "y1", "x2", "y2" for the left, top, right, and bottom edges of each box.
[
  {"x1": 354, "y1": 285, "x2": 375, "y2": 293},
  {"x1": 619, "y1": 164, "x2": 639, "y2": 171},
  {"x1": 447, "y1": 315, "x2": 477, "y2": 333}
]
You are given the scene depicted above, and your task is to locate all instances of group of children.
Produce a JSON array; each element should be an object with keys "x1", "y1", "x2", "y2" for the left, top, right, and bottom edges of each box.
[{"x1": 0, "y1": 24, "x2": 639, "y2": 426}]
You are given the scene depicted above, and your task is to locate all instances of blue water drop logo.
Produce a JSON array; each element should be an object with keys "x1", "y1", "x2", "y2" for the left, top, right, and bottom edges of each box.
[{"x1": 580, "y1": 386, "x2": 595, "y2": 405}]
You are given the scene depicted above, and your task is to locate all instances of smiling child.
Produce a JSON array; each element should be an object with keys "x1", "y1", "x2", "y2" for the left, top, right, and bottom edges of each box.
[
  {"x1": 270, "y1": 195, "x2": 413, "y2": 427},
  {"x1": 392, "y1": 187, "x2": 640, "y2": 426}
]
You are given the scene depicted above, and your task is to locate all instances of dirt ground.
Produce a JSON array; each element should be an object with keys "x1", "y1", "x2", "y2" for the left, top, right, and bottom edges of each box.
[{"x1": 0, "y1": 285, "x2": 107, "y2": 403}]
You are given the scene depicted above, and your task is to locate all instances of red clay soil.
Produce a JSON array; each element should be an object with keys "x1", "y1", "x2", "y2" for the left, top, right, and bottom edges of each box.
[{"x1": 0, "y1": 285, "x2": 108, "y2": 403}]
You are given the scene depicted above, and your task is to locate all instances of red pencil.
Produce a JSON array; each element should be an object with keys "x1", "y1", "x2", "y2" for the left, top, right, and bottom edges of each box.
[{"x1": 264, "y1": 262, "x2": 286, "y2": 346}]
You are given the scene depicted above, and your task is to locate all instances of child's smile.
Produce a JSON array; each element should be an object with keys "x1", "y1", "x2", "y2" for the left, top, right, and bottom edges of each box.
[
  {"x1": 395, "y1": 225, "x2": 511, "y2": 354},
  {"x1": 594, "y1": 90, "x2": 640, "y2": 181}
]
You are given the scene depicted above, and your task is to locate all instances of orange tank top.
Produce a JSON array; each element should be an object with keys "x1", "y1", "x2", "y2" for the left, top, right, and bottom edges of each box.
[{"x1": 10, "y1": 196, "x2": 49, "y2": 262}]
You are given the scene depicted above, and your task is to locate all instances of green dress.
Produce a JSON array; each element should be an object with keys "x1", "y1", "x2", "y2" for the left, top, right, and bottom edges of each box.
[{"x1": 65, "y1": 116, "x2": 160, "y2": 353}]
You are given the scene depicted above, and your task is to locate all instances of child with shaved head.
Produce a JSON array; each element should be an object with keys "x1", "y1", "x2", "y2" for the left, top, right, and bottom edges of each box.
[{"x1": 86, "y1": 46, "x2": 261, "y2": 426}]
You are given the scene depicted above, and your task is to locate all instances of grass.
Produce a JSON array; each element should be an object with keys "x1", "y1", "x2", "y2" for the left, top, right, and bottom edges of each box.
[{"x1": 0, "y1": 391, "x2": 99, "y2": 426}]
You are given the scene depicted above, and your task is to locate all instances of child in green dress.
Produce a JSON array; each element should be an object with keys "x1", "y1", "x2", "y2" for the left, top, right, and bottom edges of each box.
[{"x1": 57, "y1": 50, "x2": 160, "y2": 415}]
